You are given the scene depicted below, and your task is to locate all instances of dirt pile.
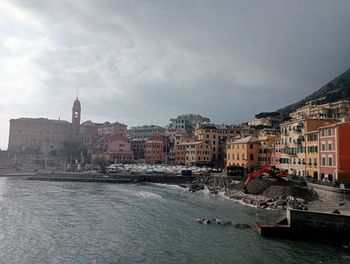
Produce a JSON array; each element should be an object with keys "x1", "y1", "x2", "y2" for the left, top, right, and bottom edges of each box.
[{"x1": 246, "y1": 177, "x2": 318, "y2": 201}]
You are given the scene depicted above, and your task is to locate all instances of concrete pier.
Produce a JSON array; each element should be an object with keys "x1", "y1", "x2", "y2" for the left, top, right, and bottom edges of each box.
[{"x1": 254, "y1": 208, "x2": 350, "y2": 242}]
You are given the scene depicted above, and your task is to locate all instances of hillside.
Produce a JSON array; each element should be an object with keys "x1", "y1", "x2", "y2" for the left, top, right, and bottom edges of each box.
[
  {"x1": 255, "y1": 68, "x2": 350, "y2": 120},
  {"x1": 277, "y1": 68, "x2": 350, "y2": 116}
]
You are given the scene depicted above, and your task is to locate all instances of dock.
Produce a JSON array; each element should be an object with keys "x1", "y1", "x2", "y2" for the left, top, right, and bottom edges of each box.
[{"x1": 254, "y1": 208, "x2": 350, "y2": 242}]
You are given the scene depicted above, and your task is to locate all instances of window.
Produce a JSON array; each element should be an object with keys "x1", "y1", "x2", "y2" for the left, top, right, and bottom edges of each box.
[
  {"x1": 242, "y1": 154, "x2": 245, "y2": 160},
  {"x1": 328, "y1": 143, "x2": 332, "y2": 151},
  {"x1": 321, "y1": 143, "x2": 326, "y2": 151},
  {"x1": 322, "y1": 157, "x2": 326, "y2": 166},
  {"x1": 321, "y1": 129, "x2": 325, "y2": 137},
  {"x1": 250, "y1": 154, "x2": 254, "y2": 161},
  {"x1": 250, "y1": 144, "x2": 253, "y2": 149},
  {"x1": 328, "y1": 129, "x2": 332, "y2": 136},
  {"x1": 227, "y1": 154, "x2": 230, "y2": 160},
  {"x1": 328, "y1": 156, "x2": 333, "y2": 166}
]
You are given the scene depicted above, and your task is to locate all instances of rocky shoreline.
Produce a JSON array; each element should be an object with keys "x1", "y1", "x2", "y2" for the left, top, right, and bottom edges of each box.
[{"x1": 188, "y1": 176, "x2": 315, "y2": 210}]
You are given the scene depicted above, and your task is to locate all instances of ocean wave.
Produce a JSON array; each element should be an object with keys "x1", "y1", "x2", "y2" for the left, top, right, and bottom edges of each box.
[
  {"x1": 146, "y1": 183, "x2": 187, "y2": 191},
  {"x1": 134, "y1": 191, "x2": 162, "y2": 199}
]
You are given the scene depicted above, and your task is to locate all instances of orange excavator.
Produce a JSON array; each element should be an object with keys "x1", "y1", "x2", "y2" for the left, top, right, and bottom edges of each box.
[{"x1": 242, "y1": 165, "x2": 288, "y2": 190}]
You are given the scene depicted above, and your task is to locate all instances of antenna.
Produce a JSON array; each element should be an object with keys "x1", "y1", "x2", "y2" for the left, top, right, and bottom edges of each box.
[{"x1": 76, "y1": 87, "x2": 80, "y2": 98}]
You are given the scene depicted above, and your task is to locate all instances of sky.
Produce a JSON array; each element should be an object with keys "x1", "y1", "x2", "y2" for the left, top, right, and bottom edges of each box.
[{"x1": 1, "y1": 0, "x2": 350, "y2": 150}]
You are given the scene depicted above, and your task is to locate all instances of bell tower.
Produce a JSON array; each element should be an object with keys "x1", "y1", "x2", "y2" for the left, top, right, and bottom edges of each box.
[{"x1": 72, "y1": 97, "x2": 81, "y2": 136}]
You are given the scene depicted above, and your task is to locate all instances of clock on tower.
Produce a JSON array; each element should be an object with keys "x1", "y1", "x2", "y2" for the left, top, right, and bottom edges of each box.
[{"x1": 72, "y1": 97, "x2": 81, "y2": 136}]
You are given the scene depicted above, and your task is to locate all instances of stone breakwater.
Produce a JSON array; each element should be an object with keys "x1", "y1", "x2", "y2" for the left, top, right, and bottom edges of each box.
[{"x1": 189, "y1": 176, "x2": 317, "y2": 210}]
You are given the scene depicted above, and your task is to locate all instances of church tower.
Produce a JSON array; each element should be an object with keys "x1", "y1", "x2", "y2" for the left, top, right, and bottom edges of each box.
[{"x1": 72, "y1": 97, "x2": 81, "y2": 136}]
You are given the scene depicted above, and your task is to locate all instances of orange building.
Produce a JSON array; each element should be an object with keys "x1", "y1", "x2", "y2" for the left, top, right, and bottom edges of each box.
[
  {"x1": 145, "y1": 140, "x2": 165, "y2": 164},
  {"x1": 226, "y1": 136, "x2": 260, "y2": 171},
  {"x1": 175, "y1": 141, "x2": 212, "y2": 166}
]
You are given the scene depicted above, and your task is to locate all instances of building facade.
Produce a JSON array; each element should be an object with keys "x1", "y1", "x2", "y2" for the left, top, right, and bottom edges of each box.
[
  {"x1": 97, "y1": 122, "x2": 127, "y2": 137},
  {"x1": 8, "y1": 118, "x2": 72, "y2": 154},
  {"x1": 145, "y1": 140, "x2": 165, "y2": 164},
  {"x1": 278, "y1": 119, "x2": 337, "y2": 176},
  {"x1": 175, "y1": 141, "x2": 212, "y2": 166},
  {"x1": 319, "y1": 121, "x2": 350, "y2": 182},
  {"x1": 128, "y1": 125, "x2": 165, "y2": 140},
  {"x1": 226, "y1": 136, "x2": 260, "y2": 171},
  {"x1": 169, "y1": 114, "x2": 210, "y2": 135}
]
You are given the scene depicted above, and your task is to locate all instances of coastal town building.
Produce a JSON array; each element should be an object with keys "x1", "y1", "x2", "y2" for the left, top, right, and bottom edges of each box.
[
  {"x1": 8, "y1": 117, "x2": 72, "y2": 154},
  {"x1": 195, "y1": 123, "x2": 257, "y2": 168},
  {"x1": 145, "y1": 140, "x2": 165, "y2": 164},
  {"x1": 175, "y1": 141, "x2": 212, "y2": 166},
  {"x1": 8, "y1": 98, "x2": 83, "y2": 154},
  {"x1": 305, "y1": 130, "x2": 319, "y2": 179},
  {"x1": 318, "y1": 121, "x2": 350, "y2": 182},
  {"x1": 248, "y1": 118, "x2": 272, "y2": 128},
  {"x1": 127, "y1": 125, "x2": 165, "y2": 140},
  {"x1": 290, "y1": 100, "x2": 350, "y2": 120},
  {"x1": 278, "y1": 119, "x2": 337, "y2": 176},
  {"x1": 80, "y1": 120, "x2": 100, "y2": 149},
  {"x1": 97, "y1": 121, "x2": 127, "y2": 137},
  {"x1": 270, "y1": 136, "x2": 282, "y2": 167},
  {"x1": 226, "y1": 136, "x2": 260, "y2": 171},
  {"x1": 105, "y1": 135, "x2": 133, "y2": 163},
  {"x1": 258, "y1": 133, "x2": 279, "y2": 166},
  {"x1": 169, "y1": 114, "x2": 210, "y2": 136},
  {"x1": 130, "y1": 139, "x2": 146, "y2": 162}
]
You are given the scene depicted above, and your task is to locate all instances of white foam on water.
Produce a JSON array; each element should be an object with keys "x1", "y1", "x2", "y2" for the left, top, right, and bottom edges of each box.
[
  {"x1": 148, "y1": 182, "x2": 186, "y2": 191},
  {"x1": 134, "y1": 191, "x2": 162, "y2": 199}
]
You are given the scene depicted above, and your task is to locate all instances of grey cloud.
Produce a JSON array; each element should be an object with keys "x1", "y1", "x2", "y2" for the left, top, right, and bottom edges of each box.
[{"x1": 1, "y1": 0, "x2": 350, "y2": 149}]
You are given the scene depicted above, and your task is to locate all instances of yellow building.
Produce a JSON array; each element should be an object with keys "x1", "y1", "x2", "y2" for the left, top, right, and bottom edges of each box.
[
  {"x1": 226, "y1": 136, "x2": 260, "y2": 171},
  {"x1": 279, "y1": 119, "x2": 337, "y2": 176},
  {"x1": 305, "y1": 130, "x2": 319, "y2": 178}
]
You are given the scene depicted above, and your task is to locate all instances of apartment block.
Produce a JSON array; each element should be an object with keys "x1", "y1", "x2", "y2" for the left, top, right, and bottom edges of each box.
[
  {"x1": 226, "y1": 136, "x2": 260, "y2": 171},
  {"x1": 319, "y1": 121, "x2": 350, "y2": 182},
  {"x1": 175, "y1": 141, "x2": 212, "y2": 166}
]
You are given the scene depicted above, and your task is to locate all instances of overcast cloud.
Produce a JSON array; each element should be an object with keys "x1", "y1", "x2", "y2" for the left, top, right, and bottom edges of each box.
[{"x1": 0, "y1": 0, "x2": 350, "y2": 149}]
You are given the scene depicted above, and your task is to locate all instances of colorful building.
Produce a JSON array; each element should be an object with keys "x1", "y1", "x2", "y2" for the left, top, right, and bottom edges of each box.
[
  {"x1": 103, "y1": 135, "x2": 133, "y2": 163},
  {"x1": 305, "y1": 130, "x2": 319, "y2": 179},
  {"x1": 290, "y1": 99, "x2": 350, "y2": 120},
  {"x1": 279, "y1": 119, "x2": 337, "y2": 176},
  {"x1": 145, "y1": 140, "x2": 165, "y2": 164},
  {"x1": 319, "y1": 121, "x2": 350, "y2": 182},
  {"x1": 175, "y1": 141, "x2": 212, "y2": 166},
  {"x1": 226, "y1": 136, "x2": 260, "y2": 171}
]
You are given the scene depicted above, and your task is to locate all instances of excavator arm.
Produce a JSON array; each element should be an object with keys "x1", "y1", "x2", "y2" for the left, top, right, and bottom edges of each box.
[{"x1": 243, "y1": 166, "x2": 287, "y2": 189}]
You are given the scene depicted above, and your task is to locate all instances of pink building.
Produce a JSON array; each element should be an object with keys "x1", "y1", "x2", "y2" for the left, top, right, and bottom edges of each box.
[
  {"x1": 319, "y1": 121, "x2": 350, "y2": 182},
  {"x1": 105, "y1": 135, "x2": 133, "y2": 163}
]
